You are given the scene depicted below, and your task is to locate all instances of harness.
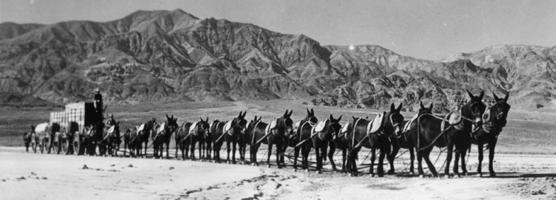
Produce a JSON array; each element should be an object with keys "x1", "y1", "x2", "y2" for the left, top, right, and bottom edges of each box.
[
  {"x1": 250, "y1": 120, "x2": 262, "y2": 145},
  {"x1": 415, "y1": 112, "x2": 482, "y2": 152},
  {"x1": 293, "y1": 120, "x2": 323, "y2": 148},
  {"x1": 213, "y1": 121, "x2": 228, "y2": 143}
]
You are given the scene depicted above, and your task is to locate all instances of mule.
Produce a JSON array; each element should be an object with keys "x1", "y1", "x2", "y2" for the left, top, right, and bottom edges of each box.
[
  {"x1": 266, "y1": 110, "x2": 293, "y2": 168},
  {"x1": 99, "y1": 117, "x2": 120, "y2": 156},
  {"x1": 122, "y1": 128, "x2": 133, "y2": 157},
  {"x1": 23, "y1": 125, "x2": 36, "y2": 153},
  {"x1": 223, "y1": 111, "x2": 248, "y2": 164},
  {"x1": 47, "y1": 123, "x2": 61, "y2": 154},
  {"x1": 245, "y1": 116, "x2": 268, "y2": 165},
  {"x1": 411, "y1": 90, "x2": 486, "y2": 177},
  {"x1": 77, "y1": 125, "x2": 98, "y2": 155},
  {"x1": 471, "y1": 92, "x2": 511, "y2": 177},
  {"x1": 443, "y1": 90, "x2": 486, "y2": 177},
  {"x1": 137, "y1": 118, "x2": 156, "y2": 157},
  {"x1": 329, "y1": 119, "x2": 352, "y2": 172},
  {"x1": 34, "y1": 122, "x2": 51, "y2": 154},
  {"x1": 65, "y1": 121, "x2": 79, "y2": 155},
  {"x1": 311, "y1": 115, "x2": 342, "y2": 173},
  {"x1": 174, "y1": 122, "x2": 191, "y2": 160},
  {"x1": 53, "y1": 126, "x2": 66, "y2": 154},
  {"x1": 188, "y1": 117, "x2": 210, "y2": 160},
  {"x1": 152, "y1": 115, "x2": 178, "y2": 159},
  {"x1": 289, "y1": 108, "x2": 318, "y2": 171},
  {"x1": 209, "y1": 120, "x2": 226, "y2": 162},
  {"x1": 346, "y1": 103, "x2": 404, "y2": 177},
  {"x1": 387, "y1": 102, "x2": 432, "y2": 175}
]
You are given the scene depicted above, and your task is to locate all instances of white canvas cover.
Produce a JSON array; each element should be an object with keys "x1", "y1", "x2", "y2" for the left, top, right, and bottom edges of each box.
[
  {"x1": 137, "y1": 124, "x2": 145, "y2": 132},
  {"x1": 223, "y1": 120, "x2": 233, "y2": 133},
  {"x1": 341, "y1": 122, "x2": 350, "y2": 133},
  {"x1": 107, "y1": 125, "x2": 115, "y2": 134},
  {"x1": 189, "y1": 122, "x2": 198, "y2": 134},
  {"x1": 35, "y1": 122, "x2": 49, "y2": 134},
  {"x1": 314, "y1": 120, "x2": 327, "y2": 132},
  {"x1": 403, "y1": 114, "x2": 419, "y2": 132},
  {"x1": 368, "y1": 112, "x2": 385, "y2": 134},
  {"x1": 157, "y1": 123, "x2": 166, "y2": 134},
  {"x1": 448, "y1": 112, "x2": 462, "y2": 125}
]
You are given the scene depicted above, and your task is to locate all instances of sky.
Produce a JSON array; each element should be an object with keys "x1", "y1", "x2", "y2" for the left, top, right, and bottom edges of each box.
[{"x1": 1, "y1": 0, "x2": 556, "y2": 60}]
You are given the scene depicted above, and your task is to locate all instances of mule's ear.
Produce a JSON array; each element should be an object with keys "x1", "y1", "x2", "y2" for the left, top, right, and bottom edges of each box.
[
  {"x1": 206, "y1": 117, "x2": 209, "y2": 123},
  {"x1": 390, "y1": 103, "x2": 396, "y2": 112},
  {"x1": 504, "y1": 92, "x2": 509, "y2": 101},
  {"x1": 429, "y1": 103, "x2": 433, "y2": 111},
  {"x1": 493, "y1": 92, "x2": 500, "y2": 101},
  {"x1": 329, "y1": 114, "x2": 334, "y2": 120},
  {"x1": 288, "y1": 110, "x2": 293, "y2": 117},
  {"x1": 283, "y1": 110, "x2": 289, "y2": 117},
  {"x1": 420, "y1": 101, "x2": 425, "y2": 109},
  {"x1": 397, "y1": 103, "x2": 403, "y2": 112},
  {"x1": 466, "y1": 89, "x2": 475, "y2": 99},
  {"x1": 306, "y1": 108, "x2": 310, "y2": 115},
  {"x1": 478, "y1": 91, "x2": 484, "y2": 100},
  {"x1": 200, "y1": 117, "x2": 203, "y2": 122},
  {"x1": 337, "y1": 115, "x2": 342, "y2": 122},
  {"x1": 311, "y1": 108, "x2": 315, "y2": 115}
]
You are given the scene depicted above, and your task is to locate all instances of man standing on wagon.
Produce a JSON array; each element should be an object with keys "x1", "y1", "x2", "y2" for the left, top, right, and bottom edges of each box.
[{"x1": 93, "y1": 88, "x2": 104, "y2": 127}]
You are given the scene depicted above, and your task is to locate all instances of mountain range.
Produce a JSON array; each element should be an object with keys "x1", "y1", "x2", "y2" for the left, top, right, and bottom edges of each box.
[{"x1": 1, "y1": 9, "x2": 554, "y2": 111}]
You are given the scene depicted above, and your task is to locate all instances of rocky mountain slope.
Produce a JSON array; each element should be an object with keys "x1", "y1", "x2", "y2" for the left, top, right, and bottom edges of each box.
[{"x1": 0, "y1": 9, "x2": 554, "y2": 110}]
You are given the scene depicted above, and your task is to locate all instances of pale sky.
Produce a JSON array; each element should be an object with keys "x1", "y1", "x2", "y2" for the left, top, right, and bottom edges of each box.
[{"x1": 1, "y1": 0, "x2": 555, "y2": 60}]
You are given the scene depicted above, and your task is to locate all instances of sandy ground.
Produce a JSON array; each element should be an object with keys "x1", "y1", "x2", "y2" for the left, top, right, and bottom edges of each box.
[{"x1": 1, "y1": 147, "x2": 555, "y2": 200}]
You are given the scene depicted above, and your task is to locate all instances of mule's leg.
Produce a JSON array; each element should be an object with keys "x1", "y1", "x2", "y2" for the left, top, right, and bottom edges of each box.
[
  {"x1": 387, "y1": 143, "x2": 399, "y2": 174},
  {"x1": 445, "y1": 142, "x2": 454, "y2": 176},
  {"x1": 293, "y1": 146, "x2": 300, "y2": 171},
  {"x1": 423, "y1": 149, "x2": 438, "y2": 177},
  {"x1": 267, "y1": 143, "x2": 273, "y2": 167},
  {"x1": 232, "y1": 140, "x2": 237, "y2": 164},
  {"x1": 321, "y1": 145, "x2": 328, "y2": 173},
  {"x1": 315, "y1": 145, "x2": 321, "y2": 173},
  {"x1": 198, "y1": 140, "x2": 203, "y2": 160},
  {"x1": 488, "y1": 140, "x2": 497, "y2": 177},
  {"x1": 351, "y1": 149, "x2": 359, "y2": 176},
  {"x1": 184, "y1": 141, "x2": 190, "y2": 159},
  {"x1": 378, "y1": 144, "x2": 389, "y2": 177},
  {"x1": 477, "y1": 144, "x2": 483, "y2": 176},
  {"x1": 207, "y1": 140, "x2": 212, "y2": 160},
  {"x1": 417, "y1": 150, "x2": 424, "y2": 176},
  {"x1": 453, "y1": 149, "x2": 460, "y2": 176},
  {"x1": 302, "y1": 145, "x2": 310, "y2": 170},
  {"x1": 341, "y1": 148, "x2": 347, "y2": 173},
  {"x1": 328, "y1": 143, "x2": 337, "y2": 171},
  {"x1": 460, "y1": 147, "x2": 468, "y2": 175},
  {"x1": 275, "y1": 143, "x2": 281, "y2": 168},
  {"x1": 369, "y1": 148, "x2": 376, "y2": 175},
  {"x1": 409, "y1": 148, "x2": 415, "y2": 175}
]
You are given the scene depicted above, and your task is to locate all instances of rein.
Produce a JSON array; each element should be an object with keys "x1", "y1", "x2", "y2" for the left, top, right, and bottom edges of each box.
[
  {"x1": 293, "y1": 120, "x2": 322, "y2": 148},
  {"x1": 213, "y1": 121, "x2": 228, "y2": 143}
]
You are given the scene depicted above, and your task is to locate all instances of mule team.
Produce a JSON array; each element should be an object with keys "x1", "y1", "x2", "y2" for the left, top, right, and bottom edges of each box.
[{"x1": 23, "y1": 90, "x2": 511, "y2": 177}]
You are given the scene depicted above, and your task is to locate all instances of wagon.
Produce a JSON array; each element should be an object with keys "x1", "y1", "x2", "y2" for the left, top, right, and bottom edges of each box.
[
  {"x1": 49, "y1": 102, "x2": 98, "y2": 133},
  {"x1": 49, "y1": 102, "x2": 100, "y2": 154}
]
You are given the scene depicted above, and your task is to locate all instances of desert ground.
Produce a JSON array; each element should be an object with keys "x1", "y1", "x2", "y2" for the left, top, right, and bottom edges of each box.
[{"x1": 1, "y1": 100, "x2": 556, "y2": 199}]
